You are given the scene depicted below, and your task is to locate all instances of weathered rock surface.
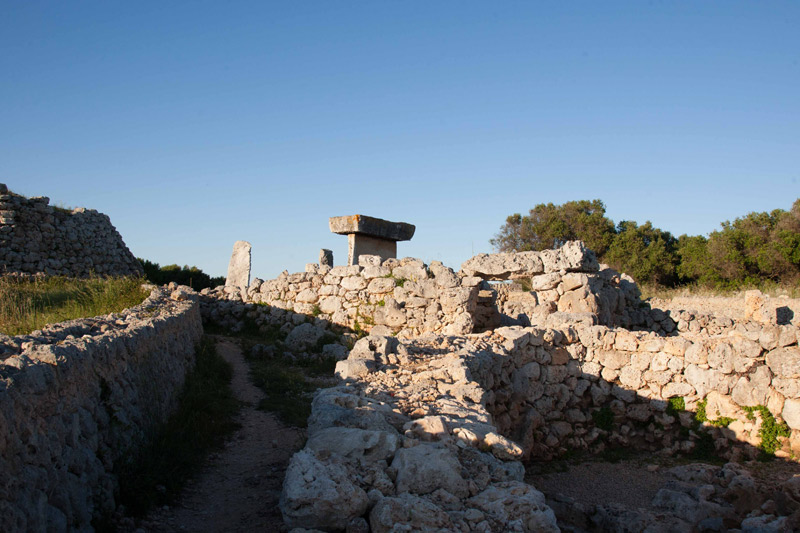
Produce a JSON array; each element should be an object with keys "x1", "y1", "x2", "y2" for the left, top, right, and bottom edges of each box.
[{"x1": 225, "y1": 240, "x2": 251, "y2": 290}]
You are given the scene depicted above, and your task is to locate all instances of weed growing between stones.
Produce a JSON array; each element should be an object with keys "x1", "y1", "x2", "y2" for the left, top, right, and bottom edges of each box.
[
  {"x1": 111, "y1": 337, "x2": 240, "y2": 520},
  {"x1": 0, "y1": 275, "x2": 149, "y2": 335},
  {"x1": 742, "y1": 405, "x2": 791, "y2": 457},
  {"x1": 695, "y1": 399, "x2": 735, "y2": 428}
]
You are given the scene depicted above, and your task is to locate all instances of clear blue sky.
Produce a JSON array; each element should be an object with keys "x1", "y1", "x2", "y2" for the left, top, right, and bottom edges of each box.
[{"x1": 2, "y1": 2, "x2": 798, "y2": 279}]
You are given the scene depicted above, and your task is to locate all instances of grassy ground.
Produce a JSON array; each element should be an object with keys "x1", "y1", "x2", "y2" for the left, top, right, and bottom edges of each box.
[
  {"x1": 248, "y1": 354, "x2": 336, "y2": 427},
  {"x1": 112, "y1": 337, "x2": 240, "y2": 518},
  {"x1": 0, "y1": 275, "x2": 149, "y2": 335},
  {"x1": 640, "y1": 281, "x2": 800, "y2": 300},
  {"x1": 207, "y1": 318, "x2": 339, "y2": 428}
]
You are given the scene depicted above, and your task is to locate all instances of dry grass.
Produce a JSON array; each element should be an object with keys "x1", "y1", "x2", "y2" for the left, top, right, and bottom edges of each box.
[
  {"x1": 0, "y1": 275, "x2": 149, "y2": 336},
  {"x1": 640, "y1": 281, "x2": 800, "y2": 301}
]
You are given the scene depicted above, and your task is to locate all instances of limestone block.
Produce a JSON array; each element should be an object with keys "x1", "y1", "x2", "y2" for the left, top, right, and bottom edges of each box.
[
  {"x1": 766, "y1": 346, "x2": 800, "y2": 378},
  {"x1": 329, "y1": 215, "x2": 415, "y2": 241},
  {"x1": 595, "y1": 349, "x2": 630, "y2": 370},
  {"x1": 318, "y1": 296, "x2": 343, "y2": 315},
  {"x1": 341, "y1": 276, "x2": 368, "y2": 291},
  {"x1": 662, "y1": 382, "x2": 695, "y2": 398},
  {"x1": 225, "y1": 240, "x2": 251, "y2": 290},
  {"x1": 362, "y1": 265, "x2": 391, "y2": 279},
  {"x1": 782, "y1": 399, "x2": 800, "y2": 430},
  {"x1": 539, "y1": 241, "x2": 599, "y2": 273},
  {"x1": 369, "y1": 494, "x2": 452, "y2": 533},
  {"x1": 319, "y1": 248, "x2": 333, "y2": 266},
  {"x1": 561, "y1": 272, "x2": 589, "y2": 292},
  {"x1": 280, "y1": 450, "x2": 369, "y2": 530},
  {"x1": 285, "y1": 323, "x2": 327, "y2": 352},
  {"x1": 557, "y1": 286, "x2": 599, "y2": 314},
  {"x1": 305, "y1": 427, "x2": 400, "y2": 464},
  {"x1": 295, "y1": 288, "x2": 319, "y2": 304},
  {"x1": 391, "y1": 444, "x2": 469, "y2": 498},
  {"x1": 466, "y1": 481, "x2": 559, "y2": 533},
  {"x1": 530, "y1": 273, "x2": 562, "y2": 291},
  {"x1": 358, "y1": 254, "x2": 381, "y2": 266},
  {"x1": 367, "y1": 277, "x2": 396, "y2": 294},
  {"x1": 429, "y1": 261, "x2": 460, "y2": 288}
]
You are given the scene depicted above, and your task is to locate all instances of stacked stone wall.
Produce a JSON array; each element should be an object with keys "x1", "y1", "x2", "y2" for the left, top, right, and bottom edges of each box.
[
  {"x1": 0, "y1": 285, "x2": 201, "y2": 531},
  {"x1": 0, "y1": 184, "x2": 142, "y2": 277},
  {"x1": 475, "y1": 321, "x2": 800, "y2": 462},
  {"x1": 203, "y1": 257, "x2": 481, "y2": 338},
  {"x1": 201, "y1": 242, "x2": 620, "y2": 343}
]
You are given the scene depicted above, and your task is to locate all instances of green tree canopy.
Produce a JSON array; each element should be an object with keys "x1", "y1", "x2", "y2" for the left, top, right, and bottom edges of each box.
[
  {"x1": 491, "y1": 198, "x2": 800, "y2": 289},
  {"x1": 490, "y1": 199, "x2": 616, "y2": 256}
]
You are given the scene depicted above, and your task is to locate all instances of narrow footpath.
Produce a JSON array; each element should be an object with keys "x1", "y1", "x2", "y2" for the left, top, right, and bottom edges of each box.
[{"x1": 133, "y1": 337, "x2": 304, "y2": 532}]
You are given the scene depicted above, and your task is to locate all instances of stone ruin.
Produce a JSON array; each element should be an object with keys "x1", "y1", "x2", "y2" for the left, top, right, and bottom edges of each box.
[
  {"x1": 0, "y1": 184, "x2": 142, "y2": 277},
  {"x1": 198, "y1": 239, "x2": 800, "y2": 532},
  {"x1": 329, "y1": 214, "x2": 415, "y2": 266}
]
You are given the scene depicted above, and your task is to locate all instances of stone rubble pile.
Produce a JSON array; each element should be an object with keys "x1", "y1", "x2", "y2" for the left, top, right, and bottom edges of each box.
[
  {"x1": 0, "y1": 185, "x2": 142, "y2": 277},
  {"x1": 0, "y1": 284, "x2": 201, "y2": 531},
  {"x1": 280, "y1": 333, "x2": 560, "y2": 533}
]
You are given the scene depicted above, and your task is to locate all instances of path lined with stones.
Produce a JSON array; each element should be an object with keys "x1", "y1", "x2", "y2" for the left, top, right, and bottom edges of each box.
[{"x1": 131, "y1": 337, "x2": 303, "y2": 532}]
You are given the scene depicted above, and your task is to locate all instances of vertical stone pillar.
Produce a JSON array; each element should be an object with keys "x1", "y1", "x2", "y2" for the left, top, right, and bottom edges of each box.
[{"x1": 225, "y1": 240, "x2": 251, "y2": 292}]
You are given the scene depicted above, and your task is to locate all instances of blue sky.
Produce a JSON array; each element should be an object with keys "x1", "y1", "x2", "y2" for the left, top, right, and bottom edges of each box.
[{"x1": 2, "y1": 2, "x2": 798, "y2": 278}]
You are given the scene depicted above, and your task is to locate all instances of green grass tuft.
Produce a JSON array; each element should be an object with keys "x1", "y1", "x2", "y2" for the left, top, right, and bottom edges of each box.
[{"x1": 0, "y1": 276, "x2": 149, "y2": 335}]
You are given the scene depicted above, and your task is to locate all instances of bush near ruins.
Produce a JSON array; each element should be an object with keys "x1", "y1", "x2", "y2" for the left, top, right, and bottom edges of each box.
[
  {"x1": 139, "y1": 258, "x2": 225, "y2": 291},
  {"x1": 493, "y1": 198, "x2": 800, "y2": 289}
]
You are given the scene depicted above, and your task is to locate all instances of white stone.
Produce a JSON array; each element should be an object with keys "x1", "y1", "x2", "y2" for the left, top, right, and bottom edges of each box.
[{"x1": 225, "y1": 240, "x2": 251, "y2": 290}]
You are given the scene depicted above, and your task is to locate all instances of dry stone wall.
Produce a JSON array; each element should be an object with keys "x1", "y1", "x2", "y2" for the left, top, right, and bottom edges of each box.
[
  {"x1": 0, "y1": 285, "x2": 201, "y2": 532},
  {"x1": 474, "y1": 321, "x2": 800, "y2": 463},
  {"x1": 202, "y1": 256, "x2": 481, "y2": 339},
  {"x1": 276, "y1": 243, "x2": 800, "y2": 531},
  {"x1": 283, "y1": 321, "x2": 800, "y2": 531},
  {"x1": 200, "y1": 242, "x2": 623, "y2": 345},
  {"x1": 0, "y1": 184, "x2": 142, "y2": 277}
]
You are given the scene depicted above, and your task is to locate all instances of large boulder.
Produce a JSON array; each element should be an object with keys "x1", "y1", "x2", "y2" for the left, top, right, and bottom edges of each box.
[
  {"x1": 466, "y1": 481, "x2": 559, "y2": 533},
  {"x1": 285, "y1": 323, "x2": 327, "y2": 352},
  {"x1": 280, "y1": 450, "x2": 369, "y2": 530},
  {"x1": 369, "y1": 494, "x2": 452, "y2": 533},
  {"x1": 391, "y1": 444, "x2": 469, "y2": 498}
]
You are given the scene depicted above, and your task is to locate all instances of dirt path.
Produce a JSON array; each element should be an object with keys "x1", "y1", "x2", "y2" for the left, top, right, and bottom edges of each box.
[{"x1": 134, "y1": 337, "x2": 304, "y2": 532}]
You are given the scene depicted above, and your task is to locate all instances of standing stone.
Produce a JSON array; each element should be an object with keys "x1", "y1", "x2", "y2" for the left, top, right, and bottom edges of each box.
[
  {"x1": 225, "y1": 240, "x2": 251, "y2": 291},
  {"x1": 329, "y1": 215, "x2": 415, "y2": 266},
  {"x1": 320, "y1": 249, "x2": 334, "y2": 267}
]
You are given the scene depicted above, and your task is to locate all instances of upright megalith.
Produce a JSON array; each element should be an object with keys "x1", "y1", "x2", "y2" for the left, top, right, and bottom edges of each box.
[
  {"x1": 225, "y1": 240, "x2": 251, "y2": 291},
  {"x1": 329, "y1": 215, "x2": 415, "y2": 266},
  {"x1": 320, "y1": 248, "x2": 333, "y2": 267}
]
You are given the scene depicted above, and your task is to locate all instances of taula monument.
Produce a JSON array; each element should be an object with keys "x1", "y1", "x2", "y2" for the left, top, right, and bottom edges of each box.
[{"x1": 329, "y1": 214, "x2": 415, "y2": 265}]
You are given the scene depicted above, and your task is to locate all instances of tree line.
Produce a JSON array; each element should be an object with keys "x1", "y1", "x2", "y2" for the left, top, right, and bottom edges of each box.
[
  {"x1": 491, "y1": 199, "x2": 800, "y2": 289},
  {"x1": 138, "y1": 258, "x2": 226, "y2": 291}
]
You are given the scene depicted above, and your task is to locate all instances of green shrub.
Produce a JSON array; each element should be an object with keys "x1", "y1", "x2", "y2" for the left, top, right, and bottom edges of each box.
[
  {"x1": 139, "y1": 258, "x2": 225, "y2": 290},
  {"x1": 666, "y1": 397, "x2": 685, "y2": 417},
  {"x1": 743, "y1": 405, "x2": 791, "y2": 456}
]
